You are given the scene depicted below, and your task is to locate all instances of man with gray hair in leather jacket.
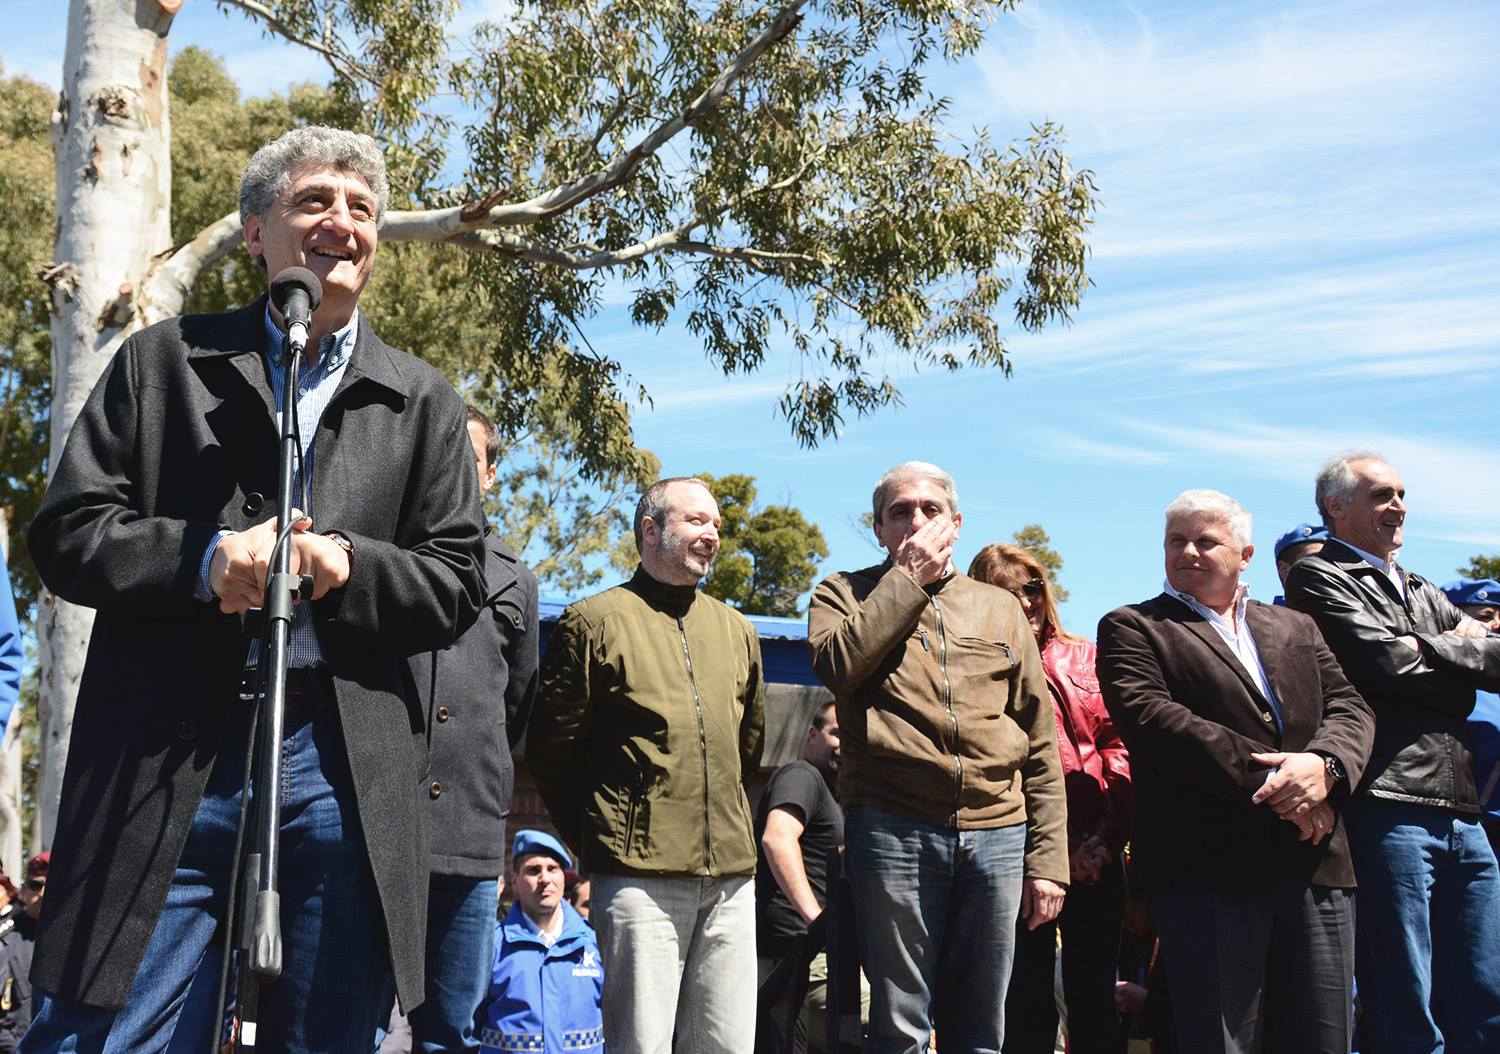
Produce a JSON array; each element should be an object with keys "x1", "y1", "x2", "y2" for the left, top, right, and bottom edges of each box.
[{"x1": 1286, "y1": 450, "x2": 1500, "y2": 1054}]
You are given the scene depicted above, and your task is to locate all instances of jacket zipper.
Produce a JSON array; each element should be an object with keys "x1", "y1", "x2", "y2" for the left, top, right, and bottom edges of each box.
[
  {"x1": 624, "y1": 781, "x2": 642, "y2": 856},
  {"x1": 930, "y1": 596, "x2": 962, "y2": 821},
  {"x1": 677, "y1": 616, "x2": 713, "y2": 872}
]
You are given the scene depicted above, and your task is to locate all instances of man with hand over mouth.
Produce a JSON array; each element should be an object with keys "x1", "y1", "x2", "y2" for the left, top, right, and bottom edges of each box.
[{"x1": 807, "y1": 461, "x2": 1067, "y2": 1053}]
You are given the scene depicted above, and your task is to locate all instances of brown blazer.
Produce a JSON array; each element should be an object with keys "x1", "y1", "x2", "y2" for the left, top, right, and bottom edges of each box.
[{"x1": 1096, "y1": 594, "x2": 1374, "y2": 891}]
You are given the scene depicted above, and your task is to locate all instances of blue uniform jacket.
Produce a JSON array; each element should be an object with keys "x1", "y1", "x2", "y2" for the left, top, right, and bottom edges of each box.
[
  {"x1": 1472, "y1": 691, "x2": 1500, "y2": 821},
  {"x1": 480, "y1": 901, "x2": 604, "y2": 1053}
]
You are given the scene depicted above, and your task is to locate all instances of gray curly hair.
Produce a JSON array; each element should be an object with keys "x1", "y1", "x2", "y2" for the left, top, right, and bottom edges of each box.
[
  {"x1": 1163, "y1": 488, "x2": 1253, "y2": 549},
  {"x1": 238, "y1": 125, "x2": 390, "y2": 228}
]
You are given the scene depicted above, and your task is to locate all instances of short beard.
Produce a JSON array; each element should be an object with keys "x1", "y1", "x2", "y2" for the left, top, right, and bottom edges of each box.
[{"x1": 659, "y1": 529, "x2": 713, "y2": 582}]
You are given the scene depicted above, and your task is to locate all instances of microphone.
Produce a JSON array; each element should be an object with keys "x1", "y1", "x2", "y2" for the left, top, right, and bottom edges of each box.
[{"x1": 268, "y1": 267, "x2": 323, "y2": 359}]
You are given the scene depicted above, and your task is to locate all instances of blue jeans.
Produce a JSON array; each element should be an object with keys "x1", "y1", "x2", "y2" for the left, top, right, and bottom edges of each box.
[
  {"x1": 405, "y1": 875, "x2": 498, "y2": 1053},
  {"x1": 1345, "y1": 800, "x2": 1500, "y2": 1054},
  {"x1": 844, "y1": 805, "x2": 1026, "y2": 1054},
  {"x1": 22, "y1": 694, "x2": 393, "y2": 1054}
]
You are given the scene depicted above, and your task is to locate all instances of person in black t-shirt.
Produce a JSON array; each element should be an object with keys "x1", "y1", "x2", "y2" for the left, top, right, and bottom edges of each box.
[{"x1": 755, "y1": 700, "x2": 865, "y2": 1052}]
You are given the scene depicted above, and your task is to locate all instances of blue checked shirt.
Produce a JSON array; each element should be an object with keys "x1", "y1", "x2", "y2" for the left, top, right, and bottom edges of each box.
[{"x1": 196, "y1": 308, "x2": 359, "y2": 668}]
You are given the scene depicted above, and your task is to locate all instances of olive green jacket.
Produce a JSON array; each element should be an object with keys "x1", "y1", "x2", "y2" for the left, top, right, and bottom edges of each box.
[
  {"x1": 529, "y1": 567, "x2": 766, "y2": 877},
  {"x1": 808, "y1": 562, "x2": 1069, "y2": 885}
]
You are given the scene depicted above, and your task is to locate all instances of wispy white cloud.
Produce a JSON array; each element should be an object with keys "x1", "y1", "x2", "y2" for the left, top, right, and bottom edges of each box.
[
  {"x1": 966, "y1": 0, "x2": 1498, "y2": 152},
  {"x1": 1046, "y1": 432, "x2": 1170, "y2": 465},
  {"x1": 1112, "y1": 418, "x2": 1500, "y2": 547}
]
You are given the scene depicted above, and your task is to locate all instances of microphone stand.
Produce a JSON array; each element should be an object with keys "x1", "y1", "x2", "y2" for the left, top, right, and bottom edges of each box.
[{"x1": 228, "y1": 312, "x2": 312, "y2": 1051}]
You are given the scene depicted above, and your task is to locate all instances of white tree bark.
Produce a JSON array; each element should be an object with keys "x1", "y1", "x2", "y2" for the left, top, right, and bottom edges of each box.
[{"x1": 38, "y1": 0, "x2": 178, "y2": 847}]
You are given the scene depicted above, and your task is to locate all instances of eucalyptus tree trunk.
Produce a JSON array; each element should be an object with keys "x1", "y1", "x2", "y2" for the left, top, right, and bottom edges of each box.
[{"x1": 37, "y1": 0, "x2": 181, "y2": 846}]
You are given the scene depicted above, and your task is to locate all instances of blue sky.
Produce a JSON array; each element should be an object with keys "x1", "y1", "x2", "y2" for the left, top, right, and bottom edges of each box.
[{"x1": 7, "y1": 0, "x2": 1498, "y2": 635}]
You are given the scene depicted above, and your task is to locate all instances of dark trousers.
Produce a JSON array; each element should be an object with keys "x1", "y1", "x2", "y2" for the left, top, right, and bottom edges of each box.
[
  {"x1": 1003, "y1": 859, "x2": 1126, "y2": 1054},
  {"x1": 1149, "y1": 879, "x2": 1354, "y2": 1054},
  {"x1": 406, "y1": 874, "x2": 499, "y2": 1052}
]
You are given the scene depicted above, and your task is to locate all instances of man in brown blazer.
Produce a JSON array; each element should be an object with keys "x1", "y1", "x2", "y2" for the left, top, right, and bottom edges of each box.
[{"x1": 1097, "y1": 489, "x2": 1374, "y2": 1054}]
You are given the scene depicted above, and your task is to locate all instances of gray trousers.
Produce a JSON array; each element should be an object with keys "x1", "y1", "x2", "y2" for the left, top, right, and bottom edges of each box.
[
  {"x1": 591, "y1": 873, "x2": 756, "y2": 1054},
  {"x1": 1149, "y1": 878, "x2": 1355, "y2": 1054}
]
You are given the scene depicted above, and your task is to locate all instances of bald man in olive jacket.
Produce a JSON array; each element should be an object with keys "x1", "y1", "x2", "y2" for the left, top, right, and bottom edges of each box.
[{"x1": 528, "y1": 477, "x2": 764, "y2": 1054}]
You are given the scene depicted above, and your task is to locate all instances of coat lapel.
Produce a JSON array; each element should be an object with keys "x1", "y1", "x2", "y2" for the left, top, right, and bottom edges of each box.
[
  {"x1": 1243, "y1": 601, "x2": 1288, "y2": 705},
  {"x1": 185, "y1": 295, "x2": 278, "y2": 424},
  {"x1": 1163, "y1": 594, "x2": 1269, "y2": 705},
  {"x1": 311, "y1": 317, "x2": 413, "y2": 523}
]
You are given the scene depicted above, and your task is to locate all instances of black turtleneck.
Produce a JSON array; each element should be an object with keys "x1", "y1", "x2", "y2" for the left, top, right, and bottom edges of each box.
[{"x1": 628, "y1": 564, "x2": 700, "y2": 617}]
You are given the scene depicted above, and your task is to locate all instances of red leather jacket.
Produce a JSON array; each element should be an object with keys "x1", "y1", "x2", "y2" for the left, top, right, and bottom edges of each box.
[{"x1": 1040, "y1": 628, "x2": 1132, "y2": 855}]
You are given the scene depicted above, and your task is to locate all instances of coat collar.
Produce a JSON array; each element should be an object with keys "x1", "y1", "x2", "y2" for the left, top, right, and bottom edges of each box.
[
  {"x1": 1318, "y1": 538, "x2": 1429, "y2": 601},
  {"x1": 500, "y1": 901, "x2": 593, "y2": 952},
  {"x1": 183, "y1": 293, "x2": 413, "y2": 402},
  {"x1": 628, "y1": 565, "x2": 700, "y2": 616},
  {"x1": 1157, "y1": 592, "x2": 1276, "y2": 706}
]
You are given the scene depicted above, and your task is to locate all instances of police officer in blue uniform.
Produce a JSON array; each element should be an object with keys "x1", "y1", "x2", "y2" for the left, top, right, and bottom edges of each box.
[
  {"x1": 480, "y1": 831, "x2": 604, "y2": 1054},
  {"x1": 1272, "y1": 522, "x2": 1330, "y2": 604},
  {"x1": 1443, "y1": 579, "x2": 1500, "y2": 854}
]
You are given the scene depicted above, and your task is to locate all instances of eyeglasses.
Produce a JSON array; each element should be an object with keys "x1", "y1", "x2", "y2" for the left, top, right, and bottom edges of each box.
[
  {"x1": 25, "y1": 879, "x2": 43, "y2": 892},
  {"x1": 1012, "y1": 578, "x2": 1045, "y2": 600}
]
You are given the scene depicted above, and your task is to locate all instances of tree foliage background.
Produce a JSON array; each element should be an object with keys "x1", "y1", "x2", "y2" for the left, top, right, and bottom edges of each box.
[
  {"x1": 11, "y1": 0, "x2": 1098, "y2": 605},
  {"x1": 0, "y1": 67, "x2": 55, "y2": 618},
  {"x1": 1461, "y1": 555, "x2": 1500, "y2": 582},
  {"x1": 1011, "y1": 522, "x2": 1067, "y2": 602}
]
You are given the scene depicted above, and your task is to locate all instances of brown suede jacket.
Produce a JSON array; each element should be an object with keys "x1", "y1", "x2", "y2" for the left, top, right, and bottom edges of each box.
[{"x1": 808, "y1": 562, "x2": 1069, "y2": 884}]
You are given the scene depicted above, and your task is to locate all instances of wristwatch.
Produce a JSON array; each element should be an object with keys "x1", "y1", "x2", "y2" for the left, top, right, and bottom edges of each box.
[
  {"x1": 1322, "y1": 753, "x2": 1348, "y2": 788},
  {"x1": 321, "y1": 529, "x2": 355, "y2": 574}
]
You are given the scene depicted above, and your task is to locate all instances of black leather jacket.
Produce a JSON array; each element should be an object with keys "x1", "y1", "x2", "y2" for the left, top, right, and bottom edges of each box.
[{"x1": 1287, "y1": 539, "x2": 1500, "y2": 812}]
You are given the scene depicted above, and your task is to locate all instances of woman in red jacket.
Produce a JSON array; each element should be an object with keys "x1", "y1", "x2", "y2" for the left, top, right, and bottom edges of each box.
[{"x1": 970, "y1": 543, "x2": 1133, "y2": 1054}]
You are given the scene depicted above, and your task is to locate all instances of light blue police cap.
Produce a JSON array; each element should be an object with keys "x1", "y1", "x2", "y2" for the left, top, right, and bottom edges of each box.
[
  {"x1": 1274, "y1": 522, "x2": 1330, "y2": 560},
  {"x1": 511, "y1": 829, "x2": 572, "y2": 870},
  {"x1": 1442, "y1": 579, "x2": 1500, "y2": 608}
]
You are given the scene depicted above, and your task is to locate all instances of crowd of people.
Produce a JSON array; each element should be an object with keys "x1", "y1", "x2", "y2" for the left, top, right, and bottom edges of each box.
[{"x1": 8, "y1": 121, "x2": 1499, "y2": 1054}]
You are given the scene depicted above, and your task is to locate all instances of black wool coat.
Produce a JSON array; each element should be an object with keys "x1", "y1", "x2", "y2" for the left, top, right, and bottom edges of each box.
[
  {"x1": 409, "y1": 533, "x2": 539, "y2": 877},
  {"x1": 1097, "y1": 594, "x2": 1375, "y2": 892},
  {"x1": 26, "y1": 297, "x2": 486, "y2": 1012}
]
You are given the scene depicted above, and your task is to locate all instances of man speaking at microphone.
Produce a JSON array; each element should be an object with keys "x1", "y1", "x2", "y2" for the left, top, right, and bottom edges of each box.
[{"x1": 24, "y1": 126, "x2": 485, "y2": 1052}]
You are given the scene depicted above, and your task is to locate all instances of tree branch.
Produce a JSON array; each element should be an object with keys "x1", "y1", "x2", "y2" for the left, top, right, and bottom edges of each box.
[
  {"x1": 388, "y1": 159, "x2": 815, "y2": 270},
  {"x1": 143, "y1": 210, "x2": 244, "y2": 320},
  {"x1": 379, "y1": 0, "x2": 810, "y2": 241},
  {"x1": 215, "y1": 0, "x2": 376, "y2": 86}
]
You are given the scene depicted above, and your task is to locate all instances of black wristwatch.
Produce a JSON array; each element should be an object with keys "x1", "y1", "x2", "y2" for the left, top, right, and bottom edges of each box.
[{"x1": 1321, "y1": 753, "x2": 1348, "y2": 788}]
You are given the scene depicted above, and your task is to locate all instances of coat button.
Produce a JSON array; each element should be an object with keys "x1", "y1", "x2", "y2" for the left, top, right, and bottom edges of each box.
[
  {"x1": 436, "y1": 706, "x2": 451, "y2": 722},
  {"x1": 177, "y1": 720, "x2": 198, "y2": 741},
  {"x1": 1262, "y1": 712, "x2": 1274, "y2": 723},
  {"x1": 429, "y1": 781, "x2": 443, "y2": 799}
]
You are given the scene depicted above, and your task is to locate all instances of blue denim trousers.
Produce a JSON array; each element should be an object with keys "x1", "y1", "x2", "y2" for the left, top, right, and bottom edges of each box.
[
  {"x1": 404, "y1": 874, "x2": 498, "y2": 1053},
  {"x1": 22, "y1": 694, "x2": 393, "y2": 1054},
  {"x1": 844, "y1": 804, "x2": 1026, "y2": 1054},
  {"x1": 1345, "y1": 799, "x2": 1500, "y2": 1054}
]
